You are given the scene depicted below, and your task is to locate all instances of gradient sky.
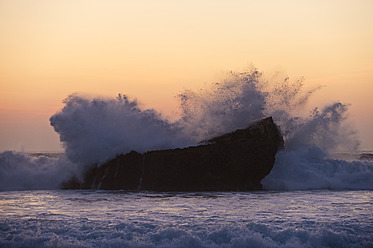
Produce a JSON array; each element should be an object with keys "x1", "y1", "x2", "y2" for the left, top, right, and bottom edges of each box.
[{"x1": 1, "y1": 0, "x2": 373, "y2": 152}]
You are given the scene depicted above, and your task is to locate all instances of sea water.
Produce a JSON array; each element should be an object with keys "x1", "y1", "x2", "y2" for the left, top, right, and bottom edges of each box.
[
  {"x1": 1, "y1": 148, "x2": 373, "y2": 247},
  {"x1": 1, "y1": 69, "x2": 373, "y2": 247},
  {"x1": 1, "y1": 190, "x2": 372, "y2": 248}
]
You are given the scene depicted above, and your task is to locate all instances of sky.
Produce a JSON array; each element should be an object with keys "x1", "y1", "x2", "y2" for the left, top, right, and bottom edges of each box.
[{"x1": 1, "y1": 0, "x2": 372, "y2": 152}]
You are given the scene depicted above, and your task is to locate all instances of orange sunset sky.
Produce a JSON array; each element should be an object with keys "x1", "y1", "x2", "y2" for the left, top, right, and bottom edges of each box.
[{"x1": 1, "y1": 0, "x2": 373, "y2": 152}]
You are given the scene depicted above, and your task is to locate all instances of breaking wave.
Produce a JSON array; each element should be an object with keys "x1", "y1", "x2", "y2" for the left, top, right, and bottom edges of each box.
[
  {"x1": 262, "y1": 146, "x2": 373, "y2": 190},
  {"x1": 1, "y1": 66, "x2": 372, "y2": 191},
  {"x1": 49, "y1": 94, "x2": 193, "y2": 165},
  {"x1": 0, "y1": 151, "x2": 76, "y2": 191}
]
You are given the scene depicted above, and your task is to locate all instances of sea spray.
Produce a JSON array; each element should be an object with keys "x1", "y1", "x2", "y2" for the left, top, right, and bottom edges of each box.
[
  {"x1": 177, "y1": 68, "x2": 367, "y2": 191},
  {"x1": 261, "y1": 102, "x2": 368, "y2": 190},
  {"x1": 177, "y1": 69, "x2": 266, "y2": 141},
  {"x1": 48, "y1": 67, "x2": 369, "y2": 191},
  {"x1": 50, "y1": 67, "x2": 319, "y2": 166},
  {"x1": 1, "y1": 66, "x2": 371, "y2": 191},
  {"x1": 50, "y1": 94, "x2": 193, "y2": 165},
  {"x1": 285, "y1": 103, "x2": 360, "y2": 153},
  {"x1": 262, "y1": 146, "x2": 373, "y2": 190},
  {"x1": 176, "y1": 68, "x2": 325, "y2": 145},
  {"x1": 0, "y1": 151, "x2": 75, "y2": 190}
]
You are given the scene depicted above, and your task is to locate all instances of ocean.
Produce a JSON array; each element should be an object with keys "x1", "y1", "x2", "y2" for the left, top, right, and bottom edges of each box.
[
  {"x1": 1, "y1": 150, "x2": 373, "y2": 248},
  {"x1": 1, "y1": 189, "x2": 372, "y2": 247},
  {"x1": 1, "y1": 69, "x2": 373, "y2": 247}
]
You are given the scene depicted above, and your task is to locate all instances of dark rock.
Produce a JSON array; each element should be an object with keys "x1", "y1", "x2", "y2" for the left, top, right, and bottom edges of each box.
[{"x1": 62, "y1": 117, "x2": 284, "y2": 191}]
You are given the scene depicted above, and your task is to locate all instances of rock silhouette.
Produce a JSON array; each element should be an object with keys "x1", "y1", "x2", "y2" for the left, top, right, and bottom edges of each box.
[{"x1": 63, "y1": 117, "x2": 284, "y2": 191}]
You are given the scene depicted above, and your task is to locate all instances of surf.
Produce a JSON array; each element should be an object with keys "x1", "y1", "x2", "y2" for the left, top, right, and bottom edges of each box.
[{"x1": 1, "y1": 67, "x2": 372, "y2": 191}]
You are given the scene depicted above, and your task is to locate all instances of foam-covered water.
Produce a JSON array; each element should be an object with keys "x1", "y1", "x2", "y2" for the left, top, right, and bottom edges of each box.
[
  {"x1": 263, "y1": 147, "x2": 373, "y2": 190},
  {"x1": 1, "y1": 190, "x2": 372, "y2": 248}
]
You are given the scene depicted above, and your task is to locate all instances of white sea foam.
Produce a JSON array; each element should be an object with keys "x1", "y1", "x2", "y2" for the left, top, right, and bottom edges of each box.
[
  {"x1": 1, "y1": 190, "x2": 372, "y2": 247},
  {"x1": 2, "y1": 221, "x2": 365, "y2": 248}
]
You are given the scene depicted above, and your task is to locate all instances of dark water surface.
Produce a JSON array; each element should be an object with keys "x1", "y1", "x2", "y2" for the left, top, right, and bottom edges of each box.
[{"x1": 1, "y1": 190, "x2": 372, "y2": 247}]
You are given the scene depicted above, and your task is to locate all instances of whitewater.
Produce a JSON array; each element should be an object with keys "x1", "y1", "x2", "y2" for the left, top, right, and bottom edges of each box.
[
  {"x1": 1, "y1": 68, "x2": 373, "y2": 247},
  {"x1": 1, "y1": 190, "x2": 372, "y2": 248}
]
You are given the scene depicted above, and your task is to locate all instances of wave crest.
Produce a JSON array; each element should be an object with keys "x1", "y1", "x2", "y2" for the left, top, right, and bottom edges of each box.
[
  {"x1": 2, "y1": 66, "x2": 369, "y2": 191},
  {"x1": 50, "y1": 94, "x2": 193, "y2": 165}
]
